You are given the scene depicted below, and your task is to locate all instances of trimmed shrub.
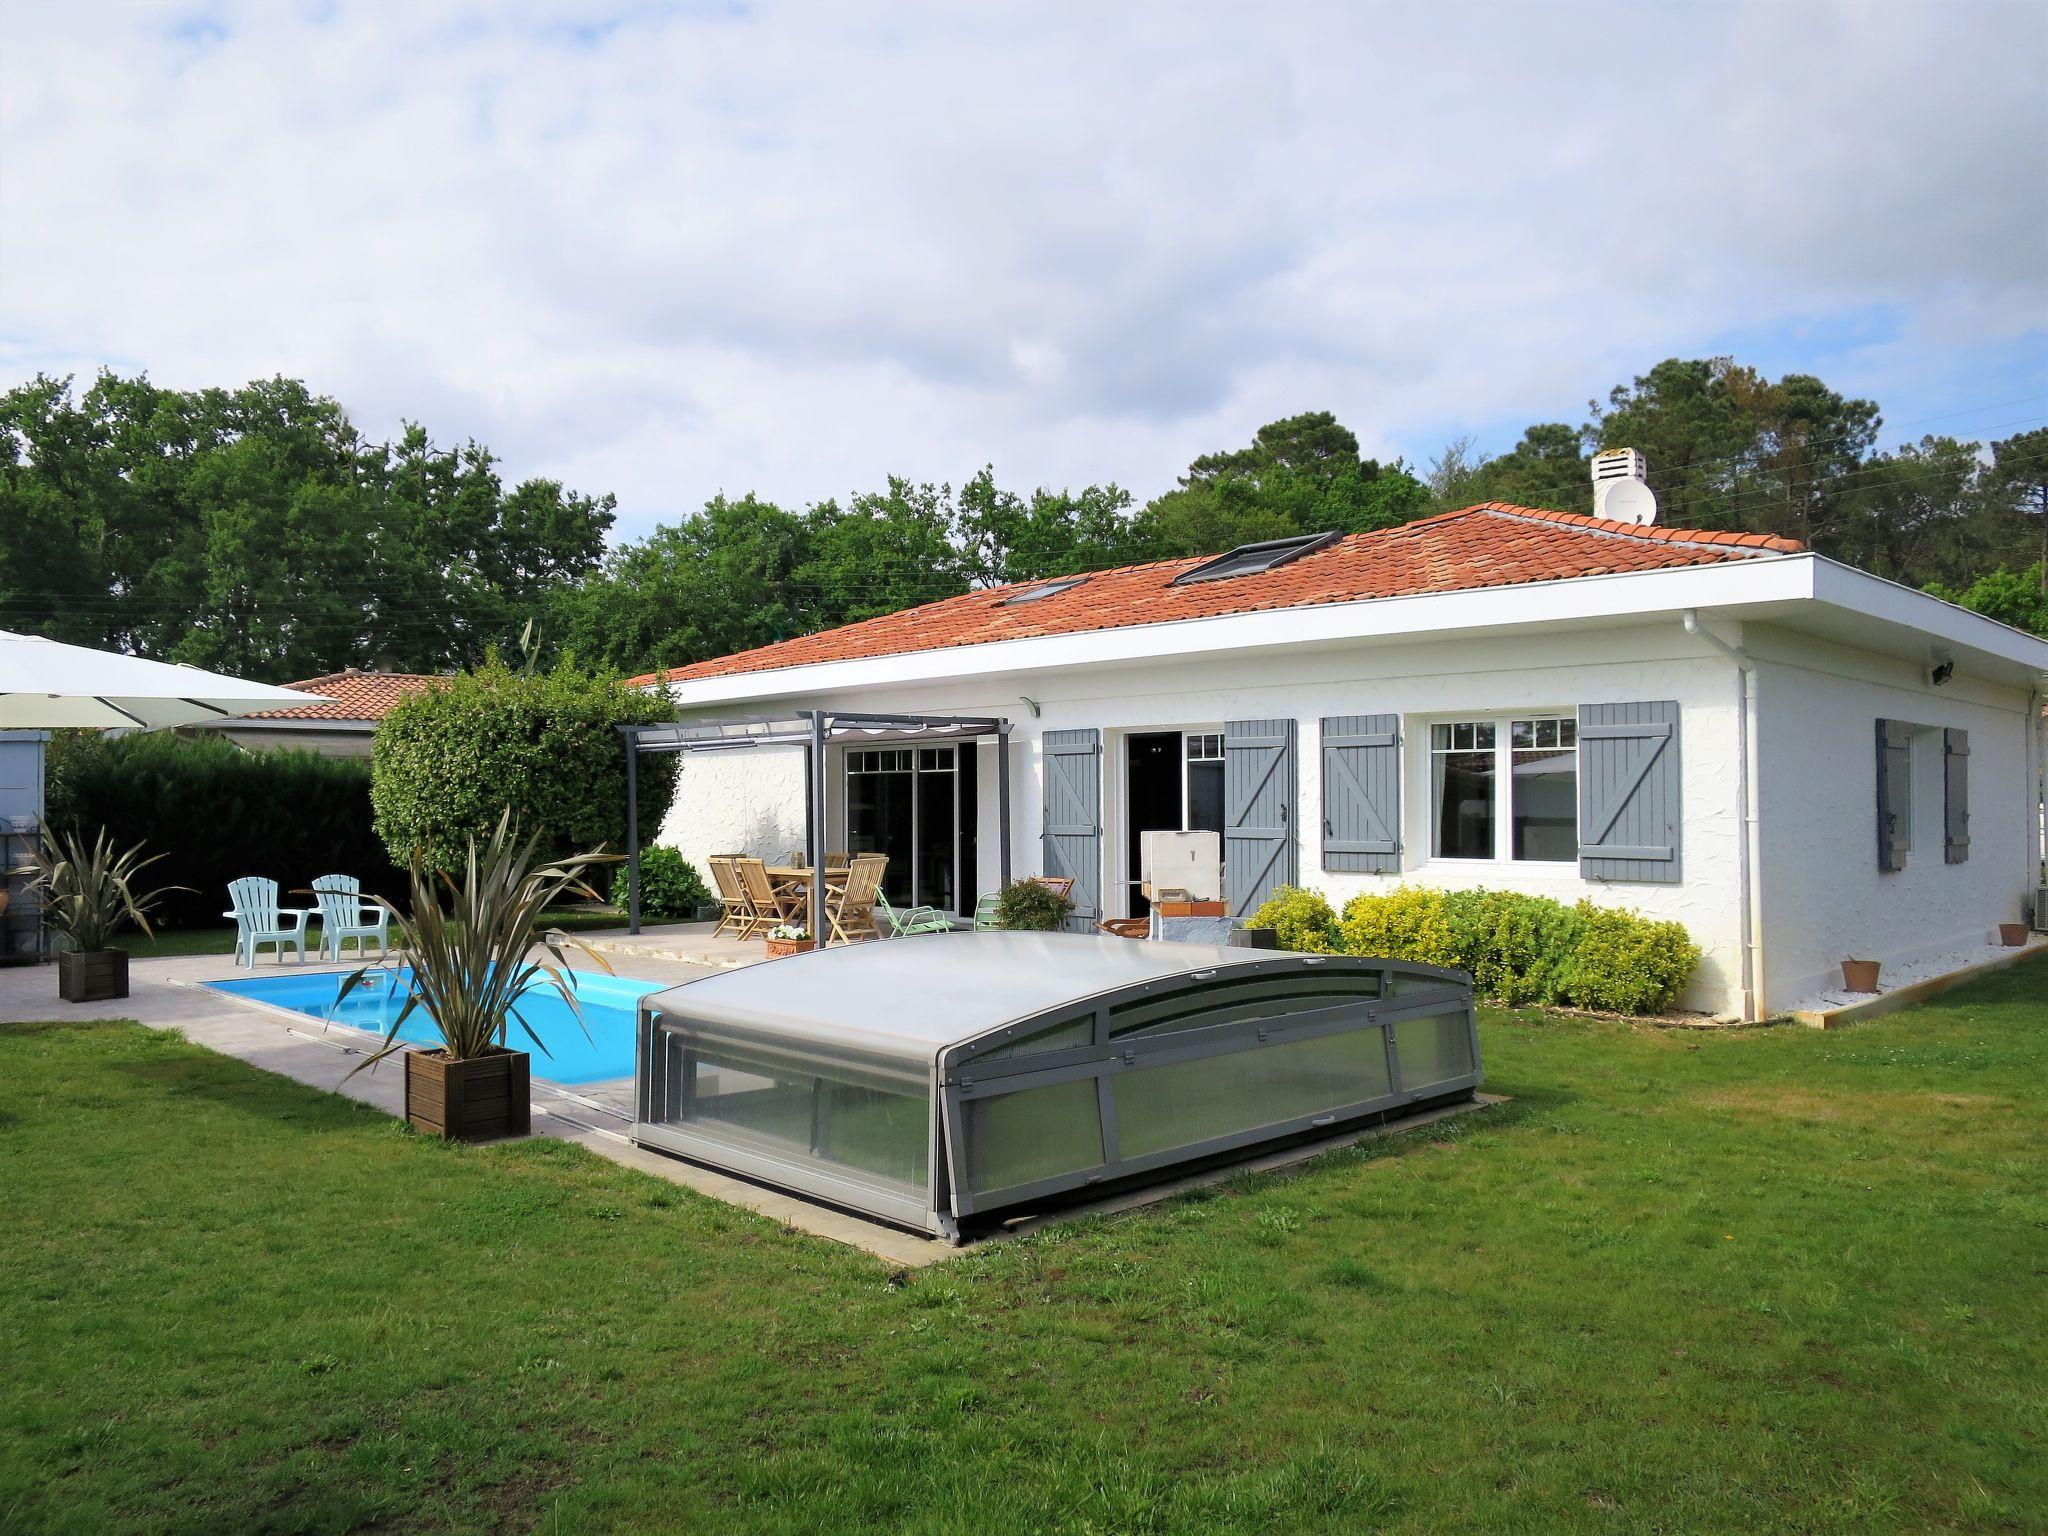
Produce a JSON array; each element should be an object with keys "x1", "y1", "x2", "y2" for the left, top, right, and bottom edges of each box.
[
  {"x1": 1333, "y1": 884, "x2": 1700, "y2": 1015},
  {"x1": 371, "y1": 658, "x2": 679, "y2": 873},
  {"x1": 615, "y1": 845, "x2": 712, "y2": 920},
  {"x1": 994, "y1": 879, "x2": 1074, "y2": 931},
  {"x1": 1244, "y1": 886, "x2": 1341, "y2": 952},
  {"x1": 42, "y1": 729, "x2": 401, "y2": 929},
  {"x1": 1557, "y1": 902, "x2": 1700, "y2": 1015}
]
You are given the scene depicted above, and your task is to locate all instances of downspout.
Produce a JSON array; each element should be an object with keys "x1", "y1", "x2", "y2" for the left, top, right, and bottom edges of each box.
[{"x1": 1683, "y1": 611, "x2": 1764, "y2": 1021}]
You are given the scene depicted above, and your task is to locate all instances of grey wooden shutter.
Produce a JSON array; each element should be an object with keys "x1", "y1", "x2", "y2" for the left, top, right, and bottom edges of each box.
[
  {"x1": 1875, "y1": 718, "x2": 1910, "y2": 872},
  {"x1": 1041, "y1": 729, "x2": 1101, "y2": 930},
  {"x1": 1577, "y1": 702, "x2": 1682, "y2": 883},
  {"x1": 1224, "y1": 718, "x2": 1298, "y2": 917},
  {"x1": 1322, "y1": 715, "x2": 1400, "y2": 873},
  {"x1": 1943, "y1": 727, "x2": 1970, "y2": 865}
]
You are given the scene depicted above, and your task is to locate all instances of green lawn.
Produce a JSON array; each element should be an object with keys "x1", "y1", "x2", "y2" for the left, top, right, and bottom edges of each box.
[{"x1": 1, "y1": 967, "x2": 2042, "y2": 1535}]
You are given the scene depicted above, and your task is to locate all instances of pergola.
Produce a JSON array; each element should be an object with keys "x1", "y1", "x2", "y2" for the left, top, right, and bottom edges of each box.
[{"x1": 618, "y1": 709, "x2": 1013, "y2": 936}]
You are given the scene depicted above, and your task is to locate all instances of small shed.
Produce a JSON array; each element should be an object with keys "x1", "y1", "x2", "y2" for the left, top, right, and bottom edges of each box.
[{"x1": 635, "y1": 932, "x2": 1480, "y2": 1240}]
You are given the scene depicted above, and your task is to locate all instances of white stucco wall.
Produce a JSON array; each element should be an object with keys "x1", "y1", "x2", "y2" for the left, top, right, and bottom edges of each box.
[
  {"x1": 655, "y1": 743, "x2": 810, "y2": 873},
  {"x1": 1750, "y1": 625, "x2": 2040, "y2": 1007},
  {"x1": 664, "y1": 622, "x2": 1755, "y2": 1015}
]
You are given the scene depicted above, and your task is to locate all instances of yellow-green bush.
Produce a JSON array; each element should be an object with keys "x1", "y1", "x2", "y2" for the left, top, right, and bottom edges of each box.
[
  {"x1": 1244, "y1": 886, "x2": 1341, "y2": 952},
  {"x1": 1318, "y1": 884, "x2": 1700, "y2": 1015}
]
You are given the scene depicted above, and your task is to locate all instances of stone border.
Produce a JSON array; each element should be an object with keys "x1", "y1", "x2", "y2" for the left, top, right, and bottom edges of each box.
[{"x1": 1788, "y1": 938, "x2": 2046, "y2": 1029}]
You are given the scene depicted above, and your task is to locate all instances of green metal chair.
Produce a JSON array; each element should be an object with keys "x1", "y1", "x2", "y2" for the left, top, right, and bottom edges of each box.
[
  {"x1": 971, "y1": 892, "x2": 1003, "y2": 931},
  {"x1": 311, "y1": 873, "x2": 391, "y2": 961},
  {"x1": 223, "y1": 876, "x2": 313, "y2": 967},
  {"x1": 876, "y1": 894, "x2": 953, "y2": 937}
]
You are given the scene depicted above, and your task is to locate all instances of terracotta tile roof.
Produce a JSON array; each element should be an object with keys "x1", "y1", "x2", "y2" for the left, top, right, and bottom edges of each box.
[
  {"x1": 630, "y1": 502, "x2": 1804, "y2": 688},
  {"x1": 247, "y1": 671, "x2": 446, "y2": 721}
]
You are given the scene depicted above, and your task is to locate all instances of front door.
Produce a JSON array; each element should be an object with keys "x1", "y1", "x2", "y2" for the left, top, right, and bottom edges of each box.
[{"x1": 1124, "y1": 731, "x2": 1226, "y2": 916}]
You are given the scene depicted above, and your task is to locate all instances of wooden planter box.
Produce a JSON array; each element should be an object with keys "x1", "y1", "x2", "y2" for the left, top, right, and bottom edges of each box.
[
  {"x1": 403, "y1": 1047, "x2": 531, "y2": 1141},
  {"x1": 58, "y1": 949, "x2": 128, "y2": 1003},
  {"x1": 1157, "y1": 900, "x2": 1227, "y2": 918},
  {"x1": 764, "y1": 935, "x2": 816, "y2": 959}
]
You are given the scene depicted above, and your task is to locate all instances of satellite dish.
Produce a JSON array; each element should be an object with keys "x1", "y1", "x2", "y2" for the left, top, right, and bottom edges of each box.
[{"x1": 1598, "y1": 476, "x2": 1658, "y2": 526}]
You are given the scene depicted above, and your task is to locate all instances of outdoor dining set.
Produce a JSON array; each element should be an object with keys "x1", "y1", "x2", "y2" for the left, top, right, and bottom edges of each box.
[{"x1": 705, "y1": 854, "x2": 1076, "y2": 946}]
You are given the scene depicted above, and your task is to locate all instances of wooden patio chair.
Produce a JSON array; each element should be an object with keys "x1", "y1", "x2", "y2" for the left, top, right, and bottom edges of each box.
[
  {"x1": 1029, "y1": 875, "x2": 1075, "y2": 900},
  {"x1": 706, "y1": 856, "x2": 752, "y2": 938},
  {"x1": 732, "y1": 857, "x2": 788, "y2": 939},
  {"x1": 825, "y1": 853, "x2": 887, "y2": 944},
  {"x1": 824, "y1": 851, "x2": 850, "y2": 870}
]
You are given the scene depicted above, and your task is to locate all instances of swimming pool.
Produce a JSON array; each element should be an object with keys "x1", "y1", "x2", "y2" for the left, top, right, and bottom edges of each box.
[{"x1": 205, "y1": 967, "x2": 664, "y2": 1084}]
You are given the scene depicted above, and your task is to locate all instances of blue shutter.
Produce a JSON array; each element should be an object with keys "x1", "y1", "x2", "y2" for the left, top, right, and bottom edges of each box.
[
  {"x1": 1322, "y1": 715, "x2": 1400, "y2": 874},
  {"x1": 1875, "y1": 718, "x2": 1910, "y2": 873},
  {"x1": 1577, "y1": 702, "x2": 1681, "y2": 883},
  {"x1": 1225, "y1": 719, "x2": 1297, "y2": 917},
  {"x1": 1943, "y1": 727, "x2": 1970, "y2": 865},
  {"x1": 1040, "y1": 729, "x2": 1101, "y2": 931}
]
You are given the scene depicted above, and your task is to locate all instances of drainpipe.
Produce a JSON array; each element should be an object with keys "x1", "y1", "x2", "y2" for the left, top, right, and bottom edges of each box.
[{"x1": 1683, "y1": 611, "x2": 1763, "y2": 1021}]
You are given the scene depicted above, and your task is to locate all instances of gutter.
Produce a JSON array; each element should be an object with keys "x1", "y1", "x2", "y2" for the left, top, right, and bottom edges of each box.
[{"x1": 1684, "y1": 610, "x2": 1764, "y2": 1022}]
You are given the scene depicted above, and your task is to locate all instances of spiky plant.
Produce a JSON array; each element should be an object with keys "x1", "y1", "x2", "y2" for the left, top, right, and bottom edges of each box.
[
  {"x1": 13, "y1": 827, "x2": 187, "y2": 952},
  {"x1": 340, "y1": 810, "x2": 617, "y2": 1073}
]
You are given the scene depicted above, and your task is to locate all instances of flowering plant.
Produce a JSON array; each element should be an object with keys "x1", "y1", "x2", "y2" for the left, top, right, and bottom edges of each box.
[{"x1": 768, "y1": 923, "x2": 809, "y2": 941}]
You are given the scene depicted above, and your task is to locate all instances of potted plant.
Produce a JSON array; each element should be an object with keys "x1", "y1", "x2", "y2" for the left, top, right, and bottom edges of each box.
[
  {"x1": 13, "y1": 828, "x2": 185, "y2": 1003},
  {"x1": 1998, "y1": 921, "x2": 2029, "y2": 946},
  {"x1": 1840, "y1": 957, "x2": 1881, "y2": 992},
  {"x1": 341, "y1": 811, "x2": 613, "y2": 1142},
  {"x1": 764, "y1": 922, "x2": 813, "y2": 959},
  {"x1": 994, "y1": 879, "x2": 1076, "y2": 932}
]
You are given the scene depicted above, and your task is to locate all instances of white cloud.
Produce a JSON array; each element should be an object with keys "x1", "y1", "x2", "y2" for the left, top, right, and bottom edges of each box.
[{"x1": 3, "y1": 0, "x2": 2043, "y2": 537}]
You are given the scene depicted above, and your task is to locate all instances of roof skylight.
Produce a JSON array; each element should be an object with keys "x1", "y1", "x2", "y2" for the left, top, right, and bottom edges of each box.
[
  {"x1": 1170, "y1": 531, "x2": 1341, "y2": 585},
  {"x1": 998, "y1": 577, "x2": 1088, "y2": 606}
]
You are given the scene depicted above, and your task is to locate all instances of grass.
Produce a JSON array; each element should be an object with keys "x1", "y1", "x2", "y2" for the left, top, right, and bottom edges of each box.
[
  {"x1": 1, "y1": 965, "x2": 2043, "y2": 1535},
  {"x1": 111, "y1": 907, "x2": 639, "y2": 960}
]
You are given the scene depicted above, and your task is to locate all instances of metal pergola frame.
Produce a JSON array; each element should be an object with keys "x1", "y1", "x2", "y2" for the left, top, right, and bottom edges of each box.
[{"x1": 618, "y1": 709, "x2": 1013, "y2": 936}]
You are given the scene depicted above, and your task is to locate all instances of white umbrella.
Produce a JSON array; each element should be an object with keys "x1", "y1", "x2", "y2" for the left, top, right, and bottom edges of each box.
[{"x1": 0, "y1": 629, "x2": 332, "y2": 730}]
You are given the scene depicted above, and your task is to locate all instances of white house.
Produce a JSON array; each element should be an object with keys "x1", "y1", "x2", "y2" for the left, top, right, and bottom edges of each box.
[{"x1": 637, "y1": 457, "x2": 2048, "y2": 1020}]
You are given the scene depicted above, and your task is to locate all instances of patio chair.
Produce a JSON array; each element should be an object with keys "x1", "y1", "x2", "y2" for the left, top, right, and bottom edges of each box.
[
  {"x1": 1029, "y1": 875, "x2": 1075, "y2": 899},
  {"x1": 310, "y1": 873, "x2": 390, "y2": 961},
  {"x1": 971, "y1": 892, "x2": 1002, "y2": 931},
  {"x1": 876, "y1": 893, "x2": 952, "y2": 937},
  {"x1": 732, "y1": 857, "x2": 788, "y2": 939},
  {"x1": 223, "y1": 876, "x2": 313, "y2": 967},
  {"x1": 824, "y1": 851, "x2": 850, "y2": 870},
  {"x1": 825, "y1": 853, "x2": 888, "y2": 944},
  {"x1": 1098, "y1": 917, "x2": 1150, "y2": 940},
  {"x1": 706, "y1": 856, "x2": 753, "y2": 937}
]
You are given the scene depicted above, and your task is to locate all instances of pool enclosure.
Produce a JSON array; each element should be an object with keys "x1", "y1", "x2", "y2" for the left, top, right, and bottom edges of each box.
[{"x1": 635, "y1": 931, "x2": 1481, "y2": 1240}]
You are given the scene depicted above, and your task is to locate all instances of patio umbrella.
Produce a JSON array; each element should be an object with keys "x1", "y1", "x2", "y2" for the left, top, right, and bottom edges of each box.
[{"x1": 0, "y1": 629, "x2": 330, "y2": 730}]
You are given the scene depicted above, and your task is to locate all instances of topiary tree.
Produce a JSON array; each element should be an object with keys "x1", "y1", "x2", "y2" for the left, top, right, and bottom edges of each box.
[{"x1": 370, "y1": 658, "x2": 680, "y2": 874}]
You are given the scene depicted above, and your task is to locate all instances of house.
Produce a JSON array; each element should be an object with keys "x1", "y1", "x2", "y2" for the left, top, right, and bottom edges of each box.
[
  {"x1": 633, "y1": 453, "x2": 2048, "y2": 1020},
  {"x1": 205, "y1": 670, "x2": 443, "y2": 757}
]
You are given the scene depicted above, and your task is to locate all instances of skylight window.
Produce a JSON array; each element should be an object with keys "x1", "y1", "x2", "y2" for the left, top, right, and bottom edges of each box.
[
  {"x1": 1170, "y1": 531, "x2": 1341, "y2": 585},
  {"x1": 998, "y1": 577, "x2": 1087, "y2": 606}
]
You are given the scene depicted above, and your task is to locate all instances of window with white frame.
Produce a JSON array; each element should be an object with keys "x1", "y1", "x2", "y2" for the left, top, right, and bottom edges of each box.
[{"x1": 1429, "y1": 716, "x2": 1578, "y2": 863}]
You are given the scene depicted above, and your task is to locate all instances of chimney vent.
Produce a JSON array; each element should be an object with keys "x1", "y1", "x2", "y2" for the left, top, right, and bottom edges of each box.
[{"x1": 1591, "y1": 448, "x2": 1656, "y2": 525}]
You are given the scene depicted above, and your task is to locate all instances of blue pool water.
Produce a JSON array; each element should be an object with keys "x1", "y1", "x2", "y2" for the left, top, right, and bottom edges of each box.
[{"x1": 205, "y1": 968, "x2": 664, "y2": 1084}]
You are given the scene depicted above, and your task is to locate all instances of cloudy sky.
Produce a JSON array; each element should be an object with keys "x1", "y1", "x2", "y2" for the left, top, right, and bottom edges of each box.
[{"x1": 3, "y1": 1, "x2": 2044, "y2": 540}]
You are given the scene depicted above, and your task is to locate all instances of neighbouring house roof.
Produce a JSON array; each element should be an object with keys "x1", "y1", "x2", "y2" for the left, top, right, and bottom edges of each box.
[
  {"x1": 243, "y1": 670, "x2": 445, "y2": 722},
  {"x1": 628, "y1": 503, "x2": 1804, "y2": 688}
]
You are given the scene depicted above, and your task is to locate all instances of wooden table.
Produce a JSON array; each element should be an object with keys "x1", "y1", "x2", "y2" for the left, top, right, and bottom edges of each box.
[{"x1": 764, "y1": 865, "x2": 847, "y2": 927}]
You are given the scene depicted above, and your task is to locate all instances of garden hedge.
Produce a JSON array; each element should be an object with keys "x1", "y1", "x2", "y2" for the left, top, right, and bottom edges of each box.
[
  {"x1": 1248, "y1": 884, "x2": 1701, "y2": 1015},
  {"x1": 371, "y1": 659, "x2": 680, "y2": 873},
  {"x1": 43, "y1": 729, "x2": 403, "y2": 929}
]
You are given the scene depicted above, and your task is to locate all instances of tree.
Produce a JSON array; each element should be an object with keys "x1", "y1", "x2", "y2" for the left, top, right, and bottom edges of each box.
[
  {"x1": 1135, "y1": 411, "x2": 1432, "y2": 557},
  {"x1": 1924, "y1": 565, "x2": 2048, "y2": 636},
  {"x1": 1981, "y1": 428, "x2": 2048, "y2": 591},
  {"x1": 370, "y1": 658, "x2": 679, "y2": 872}
]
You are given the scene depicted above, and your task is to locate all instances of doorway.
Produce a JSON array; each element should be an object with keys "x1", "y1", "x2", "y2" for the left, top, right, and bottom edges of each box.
[
  {"x1": 845, "y1": 744, "x2": 978, "y2": 916},
  {"x1": 1124, "y1": 730, "x2": 1226, "y2": 917}
]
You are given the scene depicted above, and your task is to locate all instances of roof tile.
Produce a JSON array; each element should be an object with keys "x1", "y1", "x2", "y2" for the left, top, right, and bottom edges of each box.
[
  {"x1": 248, "y1": 671, "x2": 445, "y2": 721},
  {"x1": 630, "y1": 502, "x2": 1803, "y2": 688}
]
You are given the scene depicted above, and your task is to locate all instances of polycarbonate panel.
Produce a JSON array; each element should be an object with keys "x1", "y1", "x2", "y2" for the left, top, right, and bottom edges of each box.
[
  {"x1": 1106, "y1": 973, "x2": 1379, "y2": 1041},
  {"x1": 1114, "y1": 1027, "x2": 1393, "y2": 1160},
  {"x1": 963, "y1": 1077, "x2": 1103, "y2": 1193},
  {"x1": 1393, "y1": 1011, "x2": 1473, "y2": 1090},
  {"x1": 973, "y1": 1015, "x2": 1094, "y2": 1062},
  {"x1": 687, "y1": 1044, "x2": 928, "y2": 1190}
]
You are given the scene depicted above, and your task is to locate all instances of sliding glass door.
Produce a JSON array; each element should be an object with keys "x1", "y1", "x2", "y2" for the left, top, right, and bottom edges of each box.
[{"x1": 846, "y1": 745, "x2": 975, "y2": 914}]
